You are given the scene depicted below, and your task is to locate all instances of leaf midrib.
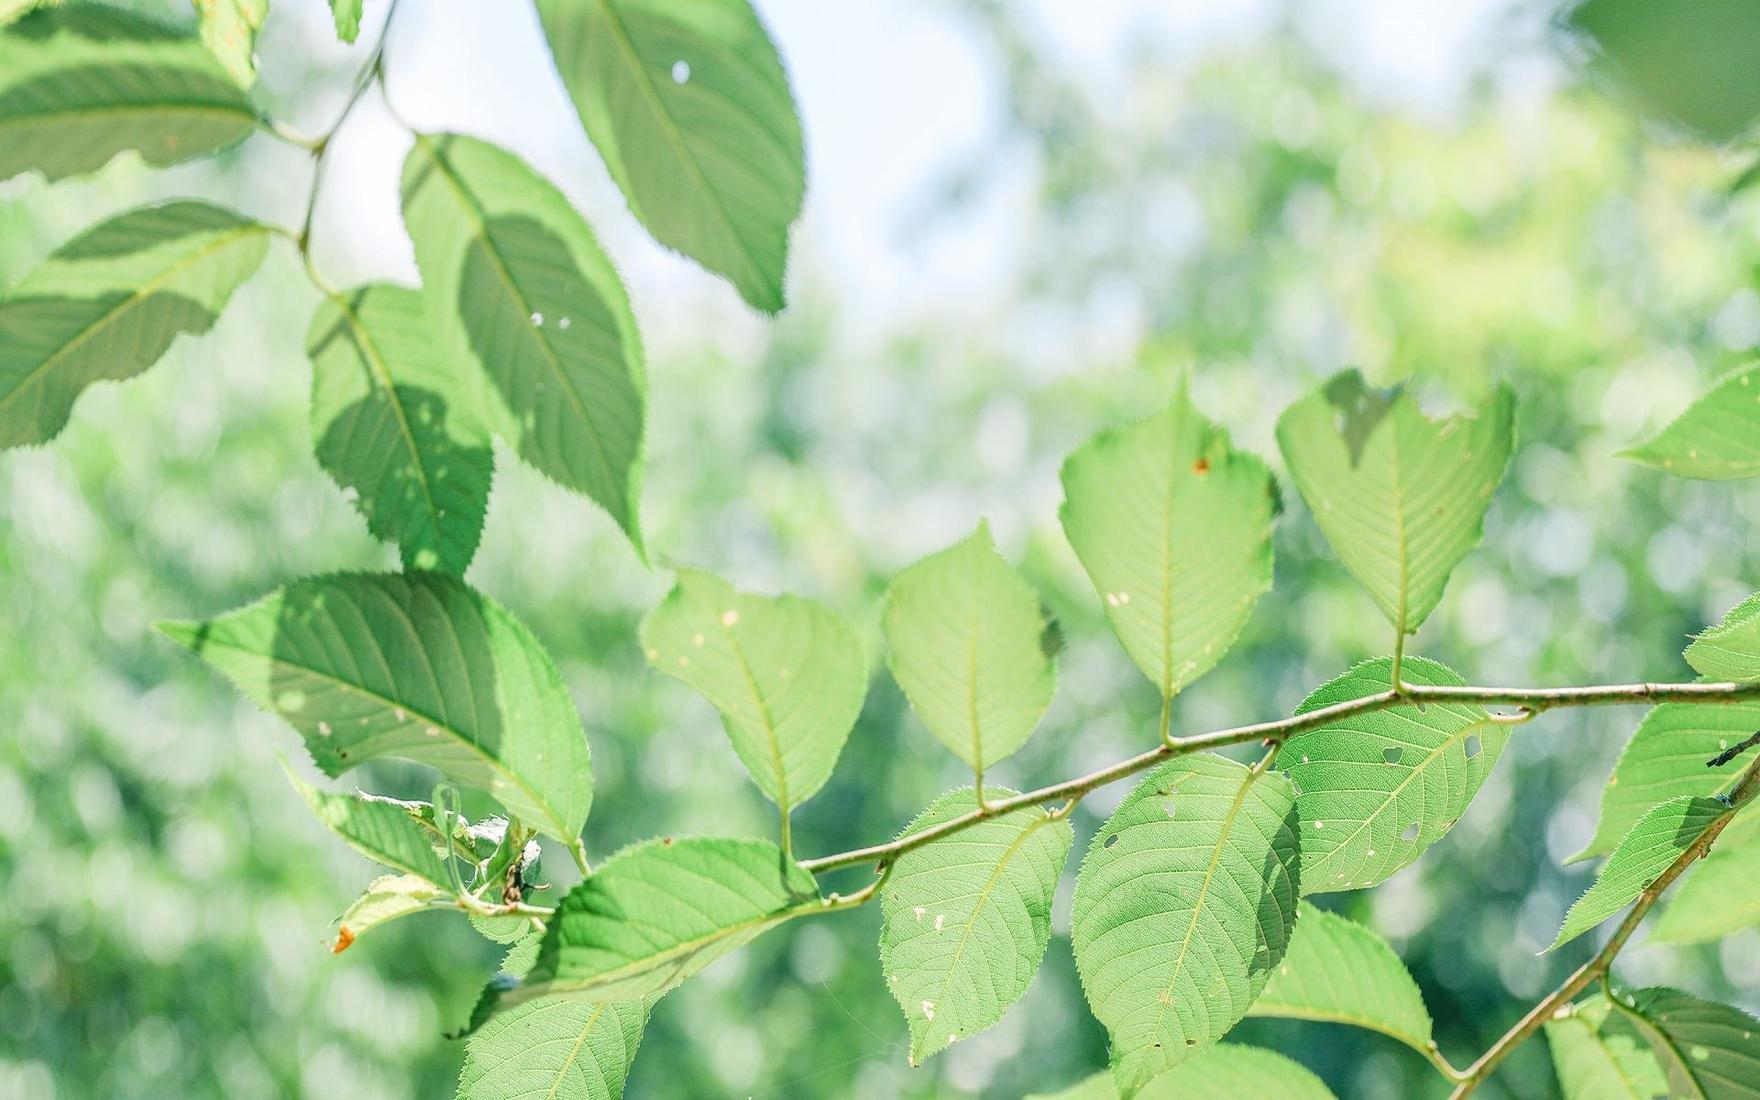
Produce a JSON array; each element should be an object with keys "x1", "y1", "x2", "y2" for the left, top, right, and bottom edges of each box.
[
  {"x1": 719, "y1": 610, "x2": 789, "y2": 813},
  {"x1": 544, "y1": 1003, "x2": 606, "y2": 1100},
  {"x1": 1608, "y1": 996, "x2": 1711, "y2": 1100}
]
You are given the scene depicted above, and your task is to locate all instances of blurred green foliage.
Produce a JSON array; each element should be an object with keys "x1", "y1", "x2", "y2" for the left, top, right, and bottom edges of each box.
[{"x1": 6, "y1": 3, "x2": 1760, "y2": 1098}]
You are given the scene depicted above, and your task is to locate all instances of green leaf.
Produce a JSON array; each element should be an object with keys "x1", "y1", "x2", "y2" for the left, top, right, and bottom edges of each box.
[
  {"x1": 284, "y1": 765, "x2": 453, "y2": 885},
  {"x1": 1025, "y1": 1073, "x2": 1120, "y2": 1100},
  {"x1": 193, "y1": 0, "x2": 267, "y2": 86},
  {"x1": 1653, "y1": 805, "x2": 1760, "y2": 943},
  {"x1": 1247, "y1": 901, "x2": 1433, "y2": 1056},
  {"x1": 1609, "y1": 987, "x2": 1760, "y2": 1100},
  {"x1": 1551, "y1": 795, "x2": 1728, "y2": 951},
  {"x1": 1567, "y1": 0, "x2": 1760, "y2": 144},
  {"x1": 1071, "y1": 754, "x2": 1301, "y2": 1094},
  {"x1": 401, "y1": 132, "x2": 646, "y2": 551},
  {"x1": 158, "y1": 572, "x2": 593, "y2": 844},
  {"x1": 1687, "y1": 592, "x2": 1760, "y2": 682},
  {"x1": 308, "y1": 283, "x2": 493, "y2": 574},
  {"x1": 1058, "y1": 384, "x2": 1278, "y2": 701},
  {"x1": 458, "y1": 998, "x2": 648, "y2": 1100},
  {"x1": 0, "y1": 200, "x2": 269, "y2": 447},
  {"x1": 638, "y1": 569, "x2": 865, "y2": 819},
  {"x1": 878, "y1": 787, "x2": 1073, "y2": 1064},
  {"x1": 329, "y1": 0, "x2": 361, "y2": 42},
  {"x1": 331, "y1": 872, "x2": 441, "y2": 953},
  {"x1": 0, "y1": 5, "x2": 257, "y2": 181},
  {"x1": 510, "y1": 837, "x2": 820, "y2": 1005},
  {"x1": 882, "y1": 523, "x2": 1056, "y2": 782},
  {"x1": 532, "y1": 0, "x2": 804, "y2": 312},
  {"x1": 1545, "y1": 993, "x2": 1670, "y2": 1100},
  {"x1": 1275, "y1": 370, "x2": 1514, "y2": 642},
  {"x1": 1622, "y1": 364, "x2": 1760, "y2": 479},
  {"x1": 1027, "y1": 1046, "x2": 1335, "y2": 1100},
  {"x1": 1574, "y1": 701, "x2": 1760, "y2": 861},
  {"x1": 1276, "y1": 657, "x2": 1508, "y2": 895}
]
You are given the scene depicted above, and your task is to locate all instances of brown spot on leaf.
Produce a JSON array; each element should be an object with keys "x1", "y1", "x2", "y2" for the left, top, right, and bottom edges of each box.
[
  {"x1": 1192, "y1": 457, "x2": 1210, "y2": 474},
  {"x1": 332, "y1": 926, "x2": 356, "y2": 954}
]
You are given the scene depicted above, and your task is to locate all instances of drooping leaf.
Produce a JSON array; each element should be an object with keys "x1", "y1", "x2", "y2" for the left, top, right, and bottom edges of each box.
[
  {"x1": 0, "y1": 5, "x2": 257, "y2": 181},
  {"x1": 401, "y1": 132, "x2": 646, "y2": 550},
  {"x1": 329, "y1": 0, "x2": 361, "y2": 42},
  {"x1": 1071, "y1": 754, "x2": 1301, "y2": 1094},
  {"x1": 1566, "y1": 0, "x2": 1760, "y2": 144},
  {"x1": 1622, "y1": 364, "x2": 1760, "y2": 480},
  {"x1": 1246, "y1": 902, "x2": 1432, "y2": 1056},
  {"x1": 532, "y1": 0, "x2": 804, "y2": 312},
  {"x1": 878, "y1": 787, "x2": 1072, "y2": 1064},
  {"x1": 307, "y1": 283, "x2": 492, "y2": 574},
  {"x1": 331, "y1": 873, "x2": 440, "y2": 953},
  {"x1": 1276, "y1": 657, "x2": 1508, "y2": 895},
  {"x1": 1545, "y1": 993, "x2": 1670, "y2": 1100},
  {"x1": 193, "y1": 0, "x2": 267, "y2": 86},
  {"x1": 1026, "y1": 1046, "x2": 1335, "y2": 1100},
  {"x1": 158, "y1": 572, "x2": 594, "y2": 844},
  {"x1": 1058, "y1": 384, "x2": 1278, "y2": 701},
  {"x1": 284, "y1": 765, "x2": 453, "y2": 885},
  {"x1": 0, "y1": 200, "x2": 268, "y2": 447},
  {"x1": 1574, "y1": 701, "x2": 1760, "y2": 862},
  {"x1": 1551, "y1": 795, "x2": 1728, "y2": 951},
  {"x1": 457, "y1": 997, "x2": 648, "y2": 1100},
  {"x1": 1275, "y1": 371, "x2": 1514, "y2": 642},
  {"x1": 1608, "y1": 987, "x2": 1760, "y2": 1100},
  {"x1": 509, "y1": 837, "x2": 820, "y2": 1005},
  {"x1": 882, "y1": 523, "x2": 1056, "y2": 783},
  {"x1": 1686, "y1": 591, "x2": 1760, "y2": 683},
  {"x1": 639, "y1": 569, "x2": 864, "y2": 818},
  {"x1": 1653, "y1": 805, "x2": 1760, "y2": 943}
]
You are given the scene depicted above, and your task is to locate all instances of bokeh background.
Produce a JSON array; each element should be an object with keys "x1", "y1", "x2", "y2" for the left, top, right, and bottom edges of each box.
[{"x1": 5, "y1": 0, "x2": 1760, "y2": 1096}]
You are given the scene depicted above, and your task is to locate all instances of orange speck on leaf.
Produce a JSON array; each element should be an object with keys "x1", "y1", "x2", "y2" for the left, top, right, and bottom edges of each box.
[
  {"x1": 1192, "y1": 457, "x2": 1210, "y2": 474},
  {"x1": 332, "y1": 926, "x2": 356, "y2": 954}
]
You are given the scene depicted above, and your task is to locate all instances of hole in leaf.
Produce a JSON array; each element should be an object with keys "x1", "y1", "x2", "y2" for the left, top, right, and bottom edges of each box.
[
  {"x1": 1102, "y1": 833, "x2": 1119, "y2": 849},
  {"x1": 671, "y1": 60, "x2": 691, "y2": 84},
  {"x1": 1163, "y1": 798, "x2": 1177, "y2": 819},
  {"x1": 1383, "y1": 746, "x2": 1403, "y2": 765},
  {"x1": 1401, "y1": 822, "x2": 1421, "y2": 842},
  {"x1": 1464, "y1": 734, "x2": 1483, "y2": 759}
]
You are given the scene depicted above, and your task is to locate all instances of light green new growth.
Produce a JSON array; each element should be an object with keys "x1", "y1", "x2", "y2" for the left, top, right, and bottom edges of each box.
[
  {"x1": 1277, "y1": 657, "x2": 1509, "y2": 895},
  {"x1": 333, "y1": 873, "x2": 443, "y2": 952},
  {"x1": 284, "y1": 765, "x2": 454, "y2": 885},
  {"x1": 1607, "y1": 987, "x2": 1760, "y2": 1099},
  {"x1": 1544, "y1": 993, "x2": 1668, "y2": 1100},
  {"x1": 1686, "y1": 591, "x2": 1760, "y2": 683},
  {"x1": 1276, "y1": 370, "x2": 1514, "y2": 683},
  {"x1": 533, "y1": 0, "x2": 804, "y2": 312},
  {"x1": 328, "y1": 0, "x2": 362, "y2": 42},
  {"x1": 1058, "y1": 383, "x2": 1277, "y2": 710},
  {"x1": 1622, "y1": 363, "x2": 1760, "y2": 480},
  {"x1": 1071, "y1": 755, "x2": 1300, "y2": 1094},
  {"x1": 401, "y1": 132, "x2": 647, "y2": 553},
  {"x1": 1550, "y1": 796, "x2": 1728, "y2": 951},
  {"x1": 193, "y1": 0, "x2": 268, "y2": 86},
  {"x1": 158, "y1": 572, "x2": 594, "y2": 844},
  {"x1": 0, "y1": 200, "x2": 269, "y2": 447},
  {"x1": 882, "y1": 523, "x2": 1056, "y2": 796},
  {"x1": 1248, "y1": 902, "x2": 1434, "y2": 1058},
  {"x1": 877, "y1": 787, "x2": 1072, "y2": 1064}
]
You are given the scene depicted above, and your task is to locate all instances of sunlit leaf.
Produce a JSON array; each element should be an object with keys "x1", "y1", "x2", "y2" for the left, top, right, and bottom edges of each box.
[
  {"x1": 284, "y1": 765, "x2": 453, "y2": 885},
  {"x1": 1071, "y1": 755, "x2": 1300, "y2": 1093},
  {"x1": 1058, "y1": 383, "x2": 1277, "y2": 701},
  {"x1": 1686, "y1": 591, "x2": 1760, "y2": 683},
  {"x1": 0, "y1": 200, "x2": 268, "y2": 447},
  {"x1": 158, "y1": 572, "x2": 594, "y2": 844},
  {"x1": 1247, "y1": 902, "x2": 1432, "y2": 1056},
  {"x1": 1275, "y1": 370, "x2": 1514, "y2": 643},
  {"x1": 458, "y1": 998, "x2": 648, "y2": 1100},
  {"x1": 401, "y1": 132, "x2": 645, "y2": 551},
  {"x1": 1609, "y1": 986, "x2": 1760, "y2": 1100},
  {"x1": 1551, "y1": 795, "x2": 1727, "y2": 950},
  {"x1": 193, "y1": 0, "x2": 267, "y2": 86},
  {"x1": 1029, "y1": 1046, "x2": 1336, "y2": 1100},
  {"x1": 329, "y1": 0, "x2": 361, "y2": 42},
  {"x1": 1276, "y1": 657, "x2": 1507, "y2": 895},
  {"x1": 1545, "y1": 993, "x2": 1669, "y2": 1100},
  {"x1": 307, "y1": 283, "x2": 492, "y2": 574},
  {"x1": 331, "y1": 873, "x2": 440, "y2": 953},
  {"x1": 1653, "y1": 805, "x2": 1760, "y2": 943},
  {"x1": 878, "y1": 787, "x2": 1072, "y2": 1064},
  {"x1": 882, "y1": 523, "x2": 1056, "y2": 782},
  {"x1": 0, "y1": 5, "x2": 256, "y2": 181},
  {"x1": 533, "y1": 0, "x2": 804, "y2": 312},
  {"x1": 1622, "y1": 364, "x2": 1760, "y2": 480}
]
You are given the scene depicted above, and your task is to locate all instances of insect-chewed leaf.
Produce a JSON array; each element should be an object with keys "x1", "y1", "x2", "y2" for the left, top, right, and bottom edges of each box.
[
  {"x1": 1247, "y1": 902, "x2": 1432, "y2": 1056},
  {"x1": 1622, "y1": 364, "x2": 1760, "y2": 480},
  {"x1": 1058, "y1": 384, "x2": 1277, "y2": 701},
  {"x1": 1655, "y1": 805, "x2": 1760, "y2": 943},
  {"x1": 0, "y1": 200, "x2": 268, "y2": 448},
  {"x1": 878, "y1": 787, "x2": 1072, "y2": 1064},
  {"x1": 511, "y1": 837, "x2": 820, "y2": 1005},
  {"x1": 329, "y1": 0, "x2": 362, "y2": 43},
  {"x1": 331, "y1": 873, "x2": 441, "y2": 953},
  {"x1": 882, "y1": 523, "x2": 1056, "y2": 778},
  {"x1": 401, "y1": 133, "x2": 646, "y2": 552},
  {"x1": 1544, "y1": 993, "x2": 1669, "y2": 1100},
  {"x1": 1607, "y1": 987, "x2": 1760, "y2": 1100},
  {"x1": 639, "y1": 569, "x2": 864, "y2": 815},
  {"x1": 0, "y1": 5, "x2": 256, "y2": 182},
  {"x1": 1573, "y1": 701, "x2": 1760, "y2": 862},
  {"x1": 1026, "y1": 1045, "x2": 1335, "y2": 1100},
  {"x1": 1551, "y1": 795, "x2": 1728, "y2": 951},
  {"x1": 157, "y1": 572, "x2": 594, "y2": 844},
  {"x1": 532, "y1": 0, "x2": 803, "y2": 312},
  {"x1": 1276, "y1": 657, "x2": 1507, "y2": 895},
  {"x1": 1071, "y1": 755, "x2": 1300, "y2": 1094},
  {"x1": 284, "y1": 765, "x2": 453, "y2": 885},
  {"x1": 193, "y1": 0, "x2": 267, "y2": 86},
  {"x1": 458, "y1": 997, "x2": 649, "y2": 1100},
  {"x1": 1686, "y1": 591, "x2": 1760, "y2": 683},
  {"x1": 307, "y1": 283, "x2": 492, "y2": 575},
  {"x1": 1275, "y1": 370, "x2": 1514, "y2": 640}
]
